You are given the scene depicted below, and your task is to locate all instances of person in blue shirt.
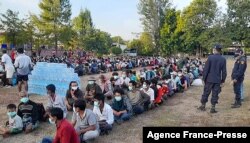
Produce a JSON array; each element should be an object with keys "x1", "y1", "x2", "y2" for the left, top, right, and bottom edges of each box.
[{"x1": 231, "y1": 48, "x2": 247, "y2": 108}]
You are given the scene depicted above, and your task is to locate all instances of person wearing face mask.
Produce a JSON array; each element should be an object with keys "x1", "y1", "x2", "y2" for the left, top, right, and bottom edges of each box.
[
  {"x1": 111, "y1": 88, "x2": 132, "y2": 124},
  {"x1": 112, "y1": 72, "x2": 122, "y2": 89},
  {"x1": 171, "y1": 71, "x2": 181, "y2": 93},
  {"x1": 99, "y1": 75, "x2": 113, "y2": 97},
  {"x1": 140, "y1": 80, "x2": 155, "y2": 109},
  {"x1": 0, "y1": 104, "x2": 23, "y2": 137},
  {"x1": 72, "y1": 99, "x2": 99, "y2": 142},
  {"x1": 178, "y1": 71, "x2": 188, "y2": 92},
  {"x1": 231, "y1": 48, "x2": 247, "y2": 108},
  {"x1": 120, "y1": 71, "x2": 130, "y2": 87},
  {"x1": 65, "y1": 81, "x2": 84, "y2": 111},
  {"x1": 41, "y1": 107, "x2": 79, "y2": 143},
  {"x1": 85, "y1": 77, "x2": 102, "y2": 103},
  {"x1": 127, "y1": 81, "x2": 150, "y2": 114},
  {"x1": 44, "y1": 84, "x2": 67, "y2": 119},
  {"x1": 93, "y1": 94, "x2": 114, "y2": 135},
  {"x1": 17, "y1": 91, "x2": 39, "y2": 133}
]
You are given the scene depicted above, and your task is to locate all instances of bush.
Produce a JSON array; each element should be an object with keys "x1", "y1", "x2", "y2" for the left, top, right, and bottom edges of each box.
[{"x1": 111, "y1": 46, "x2": 122, "y2": 55}]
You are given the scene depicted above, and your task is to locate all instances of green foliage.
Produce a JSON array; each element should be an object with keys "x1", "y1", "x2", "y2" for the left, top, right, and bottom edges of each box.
[
  {"x1": 181, "y1": 0, "x2": 218, "y2": 56},
  {"x1": 111, "y1": 46, "x2": 122, "y2": 55},
  {"x1": 112, "y1": 36, "x2": 125, "y2": 44},
  {"x1": 138, "y1": 0, "x2": 171, "y2": 55},
  {"x1": 32, "y1": 0, "x2": 72, "y2": 49},
  {"x1": 226, "y1": 0, "x2": 250, "y2": 46},
  {"x1": 0, "y1": 9, "x2": 24, "y2": 46}
]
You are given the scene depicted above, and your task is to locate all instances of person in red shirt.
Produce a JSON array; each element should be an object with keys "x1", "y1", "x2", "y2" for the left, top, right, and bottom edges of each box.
[
  {"x1": 41, "y1": 107, "x2": 80, "y2": 143},
  {"x1": 10, "y1": 49, "x2": 16, "y2": 63}
]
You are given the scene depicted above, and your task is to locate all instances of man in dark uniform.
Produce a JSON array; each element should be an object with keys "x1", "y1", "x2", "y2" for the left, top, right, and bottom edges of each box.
[
  {"x1": 198, "y1": 44, "x2": 227, "y2": 113},
  {"x1": 231, "y1": 48, "x2": 247, "y2": 108}
]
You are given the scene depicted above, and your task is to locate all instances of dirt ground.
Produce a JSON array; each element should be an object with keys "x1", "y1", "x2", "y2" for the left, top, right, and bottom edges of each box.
[{"x1": 0, "y1": 59, "x2": 250, "y2": 143}]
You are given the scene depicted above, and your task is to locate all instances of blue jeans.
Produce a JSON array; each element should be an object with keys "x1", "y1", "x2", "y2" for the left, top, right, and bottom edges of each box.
[
  {"x1": 241, "y1": 82, "x2": 244, "y2": 100},
  {"x1": 40, "y1": 137, "x2": 53, "y2": 143},
  {"x1": 133, "y1": 106, "x2": 144, "y2": 115},
  {"x1": 114, "y1": 112, "x2": 131, "y2": 122}
]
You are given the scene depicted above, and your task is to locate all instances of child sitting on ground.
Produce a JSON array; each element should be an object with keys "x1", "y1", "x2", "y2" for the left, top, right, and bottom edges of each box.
[{"x1": 0, "y1": 104, "x2": 23, "y2": 138}]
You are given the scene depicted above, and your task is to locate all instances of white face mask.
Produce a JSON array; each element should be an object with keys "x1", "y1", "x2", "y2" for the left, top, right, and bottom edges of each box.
[
  {"x1": 94, "y1": 101, "x2": 99, "y2": 107},
  {"x1": 157, "y1": 85, "x2": 161, "y2": 89},
  {"x1": 49, "y1": 118, "x2": 56, "y2": 125},
  {"x1": 115, "y1": 96, "x2": 122, "y2": 101},
  {"x1": 122, "y1": 74, "x2": 126, "y2": 78},
  {"x1": 142, "y1": 84, "x2": 147, "y2": 89},
  {"x1": 72, "y1": 86, "x2": 78, "y2": 90},
  {"x1": 128, "y1": 86, "x2": 133, "y2": 91},
  {"x1": 88, "y1": 81, "x2": 94, "y2": 85},
  {"x1": 114, "y1": 75, "x2": 119, "y2": 80}
]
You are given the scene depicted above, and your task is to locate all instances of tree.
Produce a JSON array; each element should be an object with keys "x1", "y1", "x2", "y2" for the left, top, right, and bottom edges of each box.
[
  {"x1": 182, "y1": 0, "x2": 218, "y2": 56},
  {"x1": 160, "y1": 8, "x2": 185, "y2": 55},
  {"x1": 72, "y1": 8, "x2": 93, "y2": 47},
  {"x1": 0, "y1": 9, "x2": 24, "y2": 47},
  {"x1": 128, "y1": 39, "x2": 144, "y2": 55},
  {"x1": 32, "y1": 0, "x2": 72, "y2": 51},
  {"x1": 111, "y1": 46, "x2": 122, "y2": 55},
  {"x1": 112, "y1": 36, "x2": 125, "y2": 44},
  {"x1": 139, "y1": 32, "x2": 154, "y2": 55},
  {"x1": 138, "y1": 0, "x2": 171, "y2": 55},
  {"x1": 226, "y1": 0, "x2": 250, "y2": 47}
]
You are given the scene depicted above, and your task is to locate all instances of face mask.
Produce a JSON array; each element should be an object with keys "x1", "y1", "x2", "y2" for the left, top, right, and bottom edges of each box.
[
  {"x1": 7, "y1": 112, "x2": 16, "y2": 118},
  {"x1": 122, "y1": 74, "x2": 126, "y2": 78},
  {"x1": 49, "y1": 118, "x2": 56, "y2": 124},
  {"x1": 115, "y1": 96, "x2": 122, "y2": 101},
  {"x1": 72, "y1": 86, "x2": 78, "y2": 90},
  {"x1": 157, "y1": 85, "x2": 161, "y2": 89},
  {"x1": 114, "y1": 76, "x2": 118, "y2": 80},
  {"x1": 94, "y1": 101, "x2": 99, "y2": 107},
  {"x1": 20, "y1": 97, "x2": 29, "y2": 104},
  {"x1": 88, "y1": 81, "x2": 94, "y2": 85},
  {"x1": 128, "y1": 86, "x2": 133, "y2": 91},
  {"x1": 142, "y1": 84, "x2": 147, "y2": 89}
]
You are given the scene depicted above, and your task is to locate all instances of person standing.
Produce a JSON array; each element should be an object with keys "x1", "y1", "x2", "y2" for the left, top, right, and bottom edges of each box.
[
  {"x1": 198, "y1": 44, "x2": 227, "y2": 113},
  {"x1": 231, "y1": 48, "x2": 247, "y2": 108},
  {"x1": 14, "y1": 48, "x2": 32, "y2": 92},
  {"x1": 1, "y1": 49, "x2": 15, "y2": 87}
]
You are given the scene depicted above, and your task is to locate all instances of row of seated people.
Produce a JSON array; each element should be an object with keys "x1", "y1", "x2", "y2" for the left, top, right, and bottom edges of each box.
[{"x1": 0, "y1": 68, "x2": 198, "y2": 142}]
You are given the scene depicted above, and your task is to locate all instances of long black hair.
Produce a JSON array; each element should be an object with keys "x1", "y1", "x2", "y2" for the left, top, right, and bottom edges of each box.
[{"x1": 68, "y1": 81, "x2": 78, "y2": 90}]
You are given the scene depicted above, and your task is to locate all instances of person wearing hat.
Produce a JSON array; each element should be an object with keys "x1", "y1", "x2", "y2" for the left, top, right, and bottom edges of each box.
[
  {"x1": 198, "y1": 44, "x2": 227, "y2": 113},
  {"x1": 85, "y1": 77, "x2": 102, "y2": 103},
  {"x1": 231, "y1": 48, "x2": 247, "y2": 108}
]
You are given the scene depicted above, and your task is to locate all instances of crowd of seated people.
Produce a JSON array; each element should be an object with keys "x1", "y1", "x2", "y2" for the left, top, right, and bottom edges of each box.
[{"x1": 0, "y1": 56, "x2": 205, "y2": 143}]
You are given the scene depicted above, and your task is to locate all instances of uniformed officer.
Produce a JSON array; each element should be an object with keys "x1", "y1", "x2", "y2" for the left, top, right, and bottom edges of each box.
[
  {"x1": 231, "y1": 48, "x2": 247, "y2": 108},
  {"x1": 198, "y1": 44, "x2": 227, "y2": 113}
]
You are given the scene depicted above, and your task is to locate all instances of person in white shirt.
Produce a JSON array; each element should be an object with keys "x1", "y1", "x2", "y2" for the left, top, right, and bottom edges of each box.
[
  {"x1": 44, "y1": 84, "x2": 67, "y2": 119},
  {"x1": 1, "y1": 49, "x2": 15, "y2": 87},
  {"x1": 140, "y1": 80, "x2": 155, "y2": 109},
  {"x1": 120, "y1": 71, "x2": 130, "y2": 87},
  {"x1": 0, "y1": 104, "x2": 23, "y2": 137},
  {"x1": 14, "y1": 48, "x2": 32, "y2": 92},
  {"x1": 112, "y1": 72, "x2": 122, "y2": 88},
  {"x1": 93, "y1": 93, "x2": 114, "y2": 135}
]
